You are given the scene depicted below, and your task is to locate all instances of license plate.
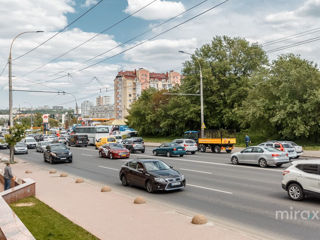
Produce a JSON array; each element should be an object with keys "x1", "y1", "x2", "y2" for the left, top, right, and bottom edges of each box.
[
  {"x1": 121, "y1": 154, "x2": 126, "y2": 157},
  {"x1": 171, "y1": 182, "x2": 181, "y2": 186},
  {"x1": 61, "y1": 158, "x2": 66, "y2": 160}
]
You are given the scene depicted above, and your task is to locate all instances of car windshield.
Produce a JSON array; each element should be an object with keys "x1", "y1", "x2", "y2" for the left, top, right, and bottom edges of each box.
[
  {"x1": 51, "y1": 145, "x2": 67, "y2": 151},
  {"x1": 144, "y1": 161, "x2": 171, "y2": 171},
  {"x1": 109, "y1": 143, "x2": 123, "y2": 149},
  {"x1": 264, "y1": 147, "x2": 282, "y2": 152},
  {"x1": 290, "y1": 142, "x2": 298, "y2": 146},
  {"x1": 282, "y1": 144, "x2": 292, "y2": 148},
  {"x1": 169, "y1": 143, "x2": 180, "y2": 147},
  {"x1": 16, "y1": 142, "x2": 26, "y2": 147},
  {"x1": 25, "y1": 138, "x2": 35, "y2": 142},
  {"x1": 96, "y1": 126, "x2": 109, "y2": 133},
  {"x1": 107, "y1": 138, "x2": 116, "y2": 142}
]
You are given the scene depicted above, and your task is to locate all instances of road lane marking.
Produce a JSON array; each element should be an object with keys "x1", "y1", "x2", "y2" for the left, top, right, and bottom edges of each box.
[
  {"x1": 142, "y1": 154, "x2": 283, "y2": 172},
  {"x1": 98, "y1": 166, "x2": 119, "y2": 171},
  {"x1": 180, "y1": 168, "x2": 212, "y2": 175},
  {"x1": 188, "y1": 184, "x2": 233, "y2": 195}
]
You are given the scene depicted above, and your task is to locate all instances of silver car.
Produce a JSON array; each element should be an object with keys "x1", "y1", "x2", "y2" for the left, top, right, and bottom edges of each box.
[
  {"x1": 14, "y1": 142, "x2": 28, "y2": 154},
  {"x1": 231, "y1": 146, "x2": 290, "y2": 168},
  {"x1": 36, "y1": 141, "x2": 50, "y2": 153},
  {"x1": 283, "y1": 141, "x2": 303, "y2": 158}
]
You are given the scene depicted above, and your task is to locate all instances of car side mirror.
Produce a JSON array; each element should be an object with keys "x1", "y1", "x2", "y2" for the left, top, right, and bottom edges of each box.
[{"x1": 170, "y1": 166, "x2": 173, "y2": 169}]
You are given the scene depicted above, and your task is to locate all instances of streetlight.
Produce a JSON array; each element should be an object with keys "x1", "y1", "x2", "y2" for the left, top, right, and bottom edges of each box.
[
  {"x1": 179, "y1": 50, "x2": 205, "y2": 138},
  {"x1": 8, "y1": 30, "x2": 44, "y2": 128}
]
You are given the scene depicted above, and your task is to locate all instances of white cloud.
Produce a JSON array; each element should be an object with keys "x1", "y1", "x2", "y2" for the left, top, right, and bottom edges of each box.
[
  {"x1": 125, "y1": 0, "x2": 185, "y2": 20},
  {"x1": 81, "y1": 0, "x2": 98, "y2": 8}
]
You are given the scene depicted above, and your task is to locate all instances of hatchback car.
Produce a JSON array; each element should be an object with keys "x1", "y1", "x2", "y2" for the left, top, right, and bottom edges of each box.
[
  {"x1": 283, "y1": 141, "x2": 303, "y2": 158},
  {"x1": 95, "y1": 136, "x2": 116, "y2": 149},
  {"x1": 119, "y1": 159, "x2": 186, "y2": 193},
  {"x1": 14, "y1": 142, "x2": 28, "y2": 154},
  {"x1": 99, "y1": 143, "x2": 130, "y2": 159},
  {"x1": 231, "y1": 146, "x2": 290, "y2": 168},
  {"x1": 24, "y1": 137, "x2": 37, "y2": 149},
  {"x1": 152, "y1": 143, "x2": 186, "y2": 157},
  {"x1": 44, "y1": 144, "x2": 72, "y2": 164},
  {"x1": 122, "y1": 137, "x2": 145, "y2": 153},
  {"x1": 172, "y1": 139, "x2": 197, "y2": 154},
  {"x1": 282, "y1": 160, "x2": 320, "y2": 201}
]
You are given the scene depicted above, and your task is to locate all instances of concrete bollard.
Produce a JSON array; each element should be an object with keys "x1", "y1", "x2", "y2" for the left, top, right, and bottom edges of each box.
[
  {"x1": 134, "y1": 196, "x2": 146, "y2": 204},
  {"x1": 60, "y1": 173, "x2": 68, "y2": 177},
  {"x1": 49, "y1": 170, "x2": 57, "y2": 174},
  {"x1": 25, "y1": 170, "x2": 32, "y2": 174},
  {"x1": 75, "y1": 178, "x2": 84, "y2": 183},
  {"x1": 101, "y1": 186, "x2": 112, "y2": 192},
  {"x1": 191, "y1": 214, "x2": 208, "y2": 225}
]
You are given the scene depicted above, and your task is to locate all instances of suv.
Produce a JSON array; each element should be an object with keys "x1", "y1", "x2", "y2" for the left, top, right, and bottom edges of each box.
[
  {"x1": 68, "y1": 135, "x2": 89, "y2": 147},
  {"x1": 282, "y1": 160, "x2": 320, "y2": 201},
  {"x1": 24, "y1": 137, "x2": 37, "y2": 149},
  {"x1": 172, "y1": 139, "x2": 197, "y2": 154},
  {"x1": 259, "y1": 141, "x2": 297, "y2": 159},
  {"x1": 122, "y1": 137, "x2": 145, "y2": 153}
]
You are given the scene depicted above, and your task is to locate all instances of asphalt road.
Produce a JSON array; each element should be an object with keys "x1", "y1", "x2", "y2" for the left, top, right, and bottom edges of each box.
[{"x1": 3, "y1": 146, "x2": 320, "y2": 240}]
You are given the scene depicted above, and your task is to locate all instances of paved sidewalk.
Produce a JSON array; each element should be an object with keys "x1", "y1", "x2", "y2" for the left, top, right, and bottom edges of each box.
[{"x1": 0, "y1": 154, "x2": 267, "y2": 240}]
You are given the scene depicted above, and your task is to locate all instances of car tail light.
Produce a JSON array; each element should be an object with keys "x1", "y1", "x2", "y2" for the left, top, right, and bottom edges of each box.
[
  {"x1": 282, "y1": 170, "x2": 290, "y2": 176},
  {"x1": 184, "y1": 144, "x2": 187, "y2": 147},
  {"x1": 173, "y1": 148, "x2": 176, "y2": 151},
  {"x1": 272, "y1": 154, "x2": 280, "y2": 157},
  {"x1": 286, "y1": 153, "x2": 288, "y2": 157}
]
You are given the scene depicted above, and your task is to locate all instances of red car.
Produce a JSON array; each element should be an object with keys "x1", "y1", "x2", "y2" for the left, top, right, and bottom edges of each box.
[{"x1": 99, "y1": 143, "x2": 130, "y2": 159}]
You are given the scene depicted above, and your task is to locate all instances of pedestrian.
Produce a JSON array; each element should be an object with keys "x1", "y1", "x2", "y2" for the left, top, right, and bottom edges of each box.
[
  {"x1": 245, "y1": 134, "x2": 251, "y2": 148},
  {"x1": 4, "y1": 162, "x2": 13, "y2": 190}
]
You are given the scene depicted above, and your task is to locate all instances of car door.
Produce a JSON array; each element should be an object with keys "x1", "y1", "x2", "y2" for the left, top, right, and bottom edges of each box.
[
  {"x1": 252, "y1": 147, "x2": 264, "y2": 164},
  {"x1": 132, "y1": 162, "x2": 147, "y2": 187},
  {"x1": 297, "y1": 164, "x2": 320, "y2": 193},
  {"x1": 157, "y1": 144, "x2": 165, "y2": 155},
  {"x1": 239, "y1": 147, "x2": 254, "y2": 163},
  {"x1": 126, "y1": 161, "x2": 137, "y2": 184}
]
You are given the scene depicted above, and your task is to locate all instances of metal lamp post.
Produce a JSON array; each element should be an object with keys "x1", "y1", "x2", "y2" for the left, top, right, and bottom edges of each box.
[{"x1": 179, "y1": 50, "x2": 205, "y2": 138}]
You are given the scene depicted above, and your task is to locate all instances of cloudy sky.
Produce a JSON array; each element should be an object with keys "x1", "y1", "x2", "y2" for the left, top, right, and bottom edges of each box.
[{"x1": 0, "y1": 0, "x2": 319, "y2": 109}]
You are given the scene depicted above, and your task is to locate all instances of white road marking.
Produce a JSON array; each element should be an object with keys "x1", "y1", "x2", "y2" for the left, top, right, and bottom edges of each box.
[
  {"x1": 188, "y1": 184, "x2": 233, "y2": 195},
  {"x1": 98, "y1": 166, "x2": 119, "y2": 171},
  {"x1": 180, "y1": 168, "x2": 212, "y2": 175}
]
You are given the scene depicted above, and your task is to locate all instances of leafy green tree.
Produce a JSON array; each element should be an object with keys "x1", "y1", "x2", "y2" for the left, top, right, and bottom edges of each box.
[
  {"x1": 5, "y1": 124, "x2": 26, "y2": 163},
  {"x1": 239, "y1": 54, "x2": 320, "y2": 140},
  {"x1": 49, "y1": 118, "x2": 60, "y2": 128}
]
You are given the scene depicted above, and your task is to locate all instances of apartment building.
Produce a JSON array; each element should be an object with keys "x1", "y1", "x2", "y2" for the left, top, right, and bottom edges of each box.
[
  {"x1": 114, "y1": 68, "x2": 181, "y2": 119},
  {"x1": 96, "y1": 96, "x2": 111, "y2": 106},
  {"x1": 81, "y1": 100, "x2": 93, "y2": 117}
]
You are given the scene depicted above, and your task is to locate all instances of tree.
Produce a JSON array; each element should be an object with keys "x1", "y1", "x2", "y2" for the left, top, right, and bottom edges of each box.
[
  {"x1": 49, "y1": 118, "x2": 60, "y2": 128},
  {"x1": 5, "y1": 124, "x2": 26, "y2": 163},
  {"x1": 239, "y1": 54, "x2": 320, "y2": 140}
]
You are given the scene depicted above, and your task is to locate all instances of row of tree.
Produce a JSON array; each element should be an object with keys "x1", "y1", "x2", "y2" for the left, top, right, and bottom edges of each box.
[{"x1": 126, "y1": 36, "x2": 320, "y2": 142}]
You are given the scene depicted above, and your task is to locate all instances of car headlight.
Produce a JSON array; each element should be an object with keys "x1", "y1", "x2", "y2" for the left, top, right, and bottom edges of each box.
[
  {"x1": 50, "y1": 152, "x2": 57, "y2": 157},
  {"x1": 181, "y1": 175, "x2": 185, "y2": 181},
  {"x1": 69, "y1": 152, "x2": 72, "y2": 156},
  {"x1": 154, "y1": 178, "x2": 166, "y2": 183}
]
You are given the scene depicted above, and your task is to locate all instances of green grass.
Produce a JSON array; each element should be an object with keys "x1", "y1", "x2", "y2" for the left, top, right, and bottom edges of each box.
[{"x1": 10, "y1": 197, "x2": 99, "y2": 240}]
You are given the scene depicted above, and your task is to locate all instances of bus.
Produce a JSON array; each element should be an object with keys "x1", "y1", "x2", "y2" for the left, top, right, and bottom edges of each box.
[{"x1": 73, "y1": 125, "x2": 111, "y2": 145}]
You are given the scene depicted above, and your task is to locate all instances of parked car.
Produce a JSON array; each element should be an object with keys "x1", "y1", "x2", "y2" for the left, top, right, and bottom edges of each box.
[
  {"x1": 36, "y1": 141, "x2": 50, "y2": 153},
  {"x1": 282, "y1": 160, "x2": 320, "y2": 201},
  {"x1": 231, "y1": 146, "x2": 290, "y2": 168},
  {"x1": 152, "y1": 143, "x2": 186, "y2": 157},
  {"x1": 0, "y1": 137, "x2": 8, "y2": 149},
  {"x1": 98, "y1": 143, "x2": 130, "y2": 159},
  {"x1": 58, "y1": 137, "x2": 67, "y2": 145},
  {"x1": 284, "y1": 141, "x2": 303, "y2": 158},
  {"x1": 14, "y1": 142, "x2": 28, "y2": 154},
  {"x1": 68, "y1": 135, "x2": 89, "y2": 147},
  {"x1": 24, "y1": 137, "x2": 37, "y2": 149},
  {"x1": 172, "y1": 139, "x2": 197, "y2": 154},
  {"x1": 43, "y1": 143, "x2": 72, "y2": 164},
  {"x1": 122, "y1": 137, "x2": 145, "y2": 153},
  {"x1": 95, "y1": 136, "x2": 116, "y2": 149},
  {"x1": 258, "y1": 141, "x2": 297, "y2": 159},
  {"x1": 119, "y1": 159, "x2": 186, "y2": 193}
]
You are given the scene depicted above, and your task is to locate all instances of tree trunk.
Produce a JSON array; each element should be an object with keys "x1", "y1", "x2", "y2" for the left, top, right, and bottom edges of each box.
[{"x1": 10, "y1": 145, "x2": 14, "y2": 163}]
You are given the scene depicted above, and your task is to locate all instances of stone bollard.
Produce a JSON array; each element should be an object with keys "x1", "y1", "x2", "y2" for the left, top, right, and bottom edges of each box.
[
  {"x1": 49, "y1": 170, "x2": 57, "y2": 174},
  {"x1": 60, "y1": 173, "x2": 68, "y2": 177},
  {"x1": 101, "y1": 186, "x2": 112, "y2": 192},
  {"x1": 133, "y1": 196, "x2": 146, "y2": 204},
  {"x1": 191, "y1": 215, "x2": 208, "y2": 225},
  {"x1": 75, "y1": 178, "x2": 84, "y2": 183},
  {"x1": 25, "y1": 170, "x2": 32, "y2": 174}
]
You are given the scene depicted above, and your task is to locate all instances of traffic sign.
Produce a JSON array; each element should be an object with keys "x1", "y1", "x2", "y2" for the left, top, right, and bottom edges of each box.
[
  {"x1": 201, "y1": 123, "x2": 206, "y2": 129},
  {"x1": 42, "y1": 114, "x2": 49, "y2": 123}
]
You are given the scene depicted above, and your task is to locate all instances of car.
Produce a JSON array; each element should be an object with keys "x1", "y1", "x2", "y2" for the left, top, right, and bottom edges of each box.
[
  {"x1": 24, "y1": 137, "x2": 37, "y2": 149},
  {"x1": 14, "y1": 142, "x2": 28, "y2": 154},
  {"x1": 259, "y1": 141, "x2": 297, "y2": 159},
  {"x1": 152, "y1": 143, "x2": 186, "y2": 157},
  {"x1": 43, "y1": 143, "x2": 72, "y2": 164},
  {"x1": 119, "y1": 159, "x2": 186, "y2": 193},
  {"x1": 58, "y1": 137, "x2": 67, "y2": 145},
  {"x1": 172, "y1": 139, "x2": 197, "y2": 154},
  {"x1": 284, "y1": 141, "x2": 303, "y2": 158},
  {"x1": 98, "y1": 143, "x2": 130, "y2": 159},
  {"x1": 95, "y1": 136, "x2": 116, "y2": 149},
  {"x1": 122, "y1": 137, "x2": 145, "y2": 153},
  {"x1": 282, "y1": 160, "x2": 320, "y2": 201},
  {"x1": 36, "y1": 141, "x2": 50, "y2": 153},
  {"x1": 68, "y1": 135, "x2": 89, "y2": 147},
  {"x1": 0, "y1": 137, "x2": 8, "y2": 149},
  {"x1": 231, "y1": 146, "x2": 290, "y2": 168}
]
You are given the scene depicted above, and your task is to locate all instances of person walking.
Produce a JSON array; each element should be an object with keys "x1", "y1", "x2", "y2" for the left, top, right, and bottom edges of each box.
[
  {"x1": 245, "y1": 134, "x2": 251, "y2": 148},
  {"x1": 4, "y1": 162, "x2": 13, "y2": 190}
]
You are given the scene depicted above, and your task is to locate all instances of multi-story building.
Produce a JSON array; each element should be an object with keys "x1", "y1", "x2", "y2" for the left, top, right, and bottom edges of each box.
[
  {"x1": 90, "y1": 105, "x2": 115, "y2": 119},
  {"x1": 114, "y1": 68, "x2": 181, "y2": 119},
  {"x1": 81, "y1": 100, "x2": 93, "y2": 117},
  {"x1": 52, "y1": 106, "x2": 63, "y2": 111},
  {"x1": 96, "y1": 96, "x2": 111, "y2": 106}
]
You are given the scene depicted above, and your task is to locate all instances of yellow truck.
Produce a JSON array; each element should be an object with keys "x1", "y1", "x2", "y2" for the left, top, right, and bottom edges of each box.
[{"x1": 184, "y1": 130, "x2": 236, "y2": 153}]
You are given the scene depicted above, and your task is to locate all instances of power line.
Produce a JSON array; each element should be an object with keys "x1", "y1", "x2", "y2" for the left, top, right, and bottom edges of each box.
[
  {"x1": 0, "y1": 62, "x2": 7, "y2": 77},
  {"x1": 13, "y1": 0, "x2": 105, "y2": 61},
  {"x1": 22, "y1": 0, "x2": 159, "y2": 77}
]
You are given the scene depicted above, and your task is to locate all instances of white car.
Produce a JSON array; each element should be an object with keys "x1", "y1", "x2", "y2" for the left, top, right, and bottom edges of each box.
[
  {"x1": 284, "y1": 141, "x2": 303, "y2": 158},
  {"x1": 282, "y1": 160, "x2": 320, "y2": 201},
  {"x1": 172, "y1": 139, "x2": 197, "y2": 154},
  {"x1": 259, "y1": 141, "x2": 297, "y2": 159}
]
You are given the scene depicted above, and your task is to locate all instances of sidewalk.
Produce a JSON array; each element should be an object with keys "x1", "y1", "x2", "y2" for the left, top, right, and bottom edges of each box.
[{"x1": 0, "y1": 153, "x2": 266, "y2": 240}]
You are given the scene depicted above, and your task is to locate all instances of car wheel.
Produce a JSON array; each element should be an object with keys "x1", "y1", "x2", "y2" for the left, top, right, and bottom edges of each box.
[
  {"x1": 258, "y1": 158, "x2": 267, "y2": 168},
  {"x1": 213, "y1": 145, "x2": 221, "y2": 153},
  {"x1": 141, "y1": 150, "x2": 145, "y2": 153},
  {"x1": 121, "y1": 175, "x2": 128, "y2": 186},
  {"x1": 180, "y1": 155, "x2": 183, "y2": 157},
  {"x1": 109, "y1": 153, "x2": 113, "y2": 159},
  {"x1": 146, "y1": 181, "x2": 154, "y2": 193},
  {"x1": 276, "y1": 163, "x2": 283, "y2": 167},
  {"x1": 200, "y1": 145, "x2": 206, "y2": 152},
  {"x1": 226, "y1": 150, "x2": 232, "y2": 153},
  {"x1": 231, "y1": 156, "x2": 238, "y2": 165},
  {"x1": 287, "y1": 183, "x2": 304, "y2": 201},
  {"x1": 166, "y1": 151, "x2": 171, "y2": 157},
  {"x1": 191, "y1": 151, "x2": 195, "y2": 154},
  {"x1": 153, "y1": 151, "x2": 157, "y2": 156}
]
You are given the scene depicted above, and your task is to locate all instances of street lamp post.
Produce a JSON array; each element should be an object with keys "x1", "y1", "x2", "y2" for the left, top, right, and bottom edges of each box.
[{"x1": 179, "y1": 50, "x2": 205, "y2": 138}]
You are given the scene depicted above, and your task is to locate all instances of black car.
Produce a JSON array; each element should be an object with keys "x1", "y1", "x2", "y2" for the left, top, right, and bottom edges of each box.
[
  {"x1": 44, "y1": 143, "x2": 72, "y2": 164},
  {"x1": 119, "y1": 159, "x2": 185, "y2": 193},
  {"x1": 122, "y1": 137, "x2": 145, "y2": 153},
  {"x1": 68, "y1": 135, "x2": 89, "y2": 147}
]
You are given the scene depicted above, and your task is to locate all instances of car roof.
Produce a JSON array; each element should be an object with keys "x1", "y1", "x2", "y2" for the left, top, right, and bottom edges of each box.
[{"x1": 292, "y1": 159, "x2": 320, "y2": 165}]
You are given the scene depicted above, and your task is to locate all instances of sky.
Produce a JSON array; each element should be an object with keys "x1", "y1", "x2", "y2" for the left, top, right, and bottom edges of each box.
[{"x1": 0, "y1": 0, "x2": 319, "y2": 110}]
